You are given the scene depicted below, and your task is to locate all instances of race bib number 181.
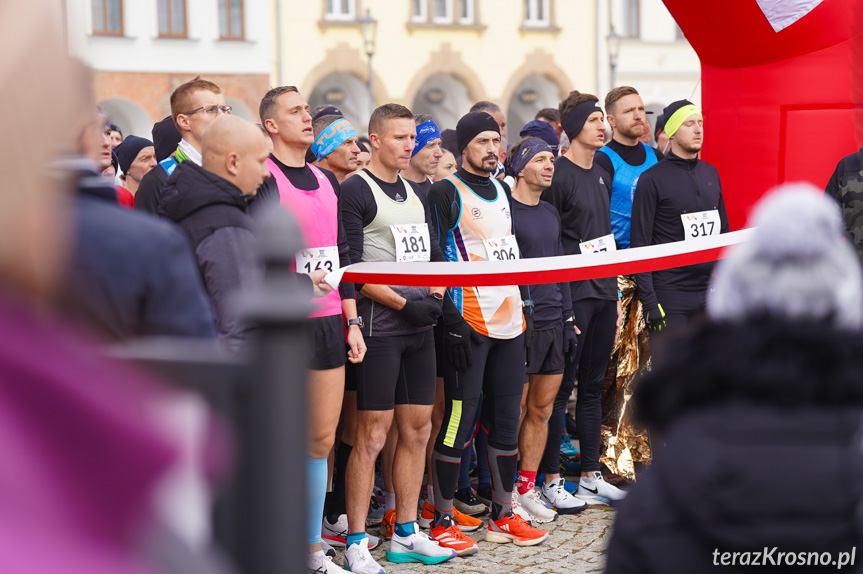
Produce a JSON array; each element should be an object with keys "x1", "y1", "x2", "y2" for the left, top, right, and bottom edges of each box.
[
  {"x1": 681, "y1": 210, "x2": 720, "y2": 241},
  {"x1": 391, "y1": 223, "x2": 431, "y2": 263}
]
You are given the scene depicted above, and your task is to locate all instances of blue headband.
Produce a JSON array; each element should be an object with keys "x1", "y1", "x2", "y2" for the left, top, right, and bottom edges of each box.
[
  {"x1": 412, "y1": 120, "x2": 442, "y2": 157},
  {"x1": 312, "y1": 118, "x2": 357, "y2": 161},
  {"x1": 510, "y1": 138, "x2": 553, "y2": 177}
]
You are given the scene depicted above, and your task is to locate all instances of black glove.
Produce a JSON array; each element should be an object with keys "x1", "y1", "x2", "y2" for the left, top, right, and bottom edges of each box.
[
  {"x1": 446, "y1": 319, "x2": 476, "y2": 372},
  {"x1": 563, "y1": 320, "x2": 578, "y2": 363},
  {"x1": 645, "y1": 303, "x2": 667, "y2": 332},
  {"x1": 523, "y1": 312, "x2": 535, "y2": 367},
  {"x1": 400, "y1": 294, "x2": 443, "y2": 327}
]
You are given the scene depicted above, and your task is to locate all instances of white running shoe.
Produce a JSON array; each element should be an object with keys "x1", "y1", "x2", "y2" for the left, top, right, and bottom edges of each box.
[
  {"x1": 323, "y1": 514, "x2": 380, "y2": 550},
  {"x1": 386, "y1": 522, "x2": 456, "y2": 565},
  {"x1": 576, "y1": 471, "x2": 627, "y2": 506},
  {"x1": 542, "y1": 478, "x2": 588, "y2": 514},
  {"x1": 344, "y1": 538, "x2": 385, "y2": 574},
  {"x1": 511, "y1": 490, "x2": 533, "y2": 523},
  {"x1": 308, "y1": 550, "x2": 350, "y2": 574},
  {"x1": 321, "y1": 539, "x2": 336, "y2": 558},
  {"x1": 514, "y1": 488, "x2": 558, "y2": 524}
]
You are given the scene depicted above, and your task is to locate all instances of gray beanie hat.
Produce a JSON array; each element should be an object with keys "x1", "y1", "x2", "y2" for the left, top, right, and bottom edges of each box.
[{"x1": 708, "y1": 182, "x2": 863, "y2": 330}]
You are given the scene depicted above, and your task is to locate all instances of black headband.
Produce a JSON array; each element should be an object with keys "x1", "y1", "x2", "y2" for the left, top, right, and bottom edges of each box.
[{"x1": 562, "y1": 100, "x2": 603, "y2": 141}]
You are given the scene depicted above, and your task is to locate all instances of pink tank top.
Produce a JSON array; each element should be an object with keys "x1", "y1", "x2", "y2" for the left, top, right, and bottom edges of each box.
[{"x1": 267, "y1": 158, "x2": 341, "y2": 318}]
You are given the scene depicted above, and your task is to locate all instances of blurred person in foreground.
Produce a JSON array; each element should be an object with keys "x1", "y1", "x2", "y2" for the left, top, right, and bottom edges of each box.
[
  {"x1": 0, "y1": 6, "x2": 231, "y2": 574},
  {"x1": 605, "y1": 183, "x2": 863, "y2": 573}
]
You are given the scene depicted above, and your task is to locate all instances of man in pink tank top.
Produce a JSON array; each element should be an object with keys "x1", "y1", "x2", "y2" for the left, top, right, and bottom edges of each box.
[{"x1": 258, "y1": 86, "x2": 367, "y2": 574}]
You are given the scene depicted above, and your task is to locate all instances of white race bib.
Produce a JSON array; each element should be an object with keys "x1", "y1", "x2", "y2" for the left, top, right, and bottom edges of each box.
[
  {"x1": 681, "y1": 210, "x2": 720, "y2": 241},
  {"x1": 579, "y1": 233, "x2": 617, "y2": 254},
  {"x1": 296, "y1": 245, "x2": 339, "y2": 274},
  {"x1": 391, "y1": 223, "x2": 431, "y2": 263},
  {"x1": 483, "y1": 235, "x2": 521, "y2": 262}
]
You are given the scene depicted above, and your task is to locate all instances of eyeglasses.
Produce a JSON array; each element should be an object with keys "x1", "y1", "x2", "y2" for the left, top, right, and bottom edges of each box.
[{"x1": 182, "y1": 105, "x2": 233, "y2": 117}]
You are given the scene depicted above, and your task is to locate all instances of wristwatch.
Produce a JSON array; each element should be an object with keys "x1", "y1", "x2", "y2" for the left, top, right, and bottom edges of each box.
[
  {"x1": 430, "y1": 292, "x2": 444, "y2": 301},
  {"x1": 347, "y1": 317, "x2": 364, "y2": 329}
]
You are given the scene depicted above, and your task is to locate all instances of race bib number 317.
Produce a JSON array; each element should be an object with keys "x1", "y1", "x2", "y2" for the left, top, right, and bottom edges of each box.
[
  {"x1": 681, "y1": 210, "x2": 720, "y2": 241},
  {"x1": 579, "y1": 233, "x2": 617, "y2": 254}
]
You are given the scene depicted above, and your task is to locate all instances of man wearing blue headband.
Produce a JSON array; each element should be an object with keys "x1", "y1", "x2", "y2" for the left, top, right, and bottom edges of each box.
[
  {"x1": 313, "y1": 114, "x2": 361, "y2": 184},
  {"x1": 540, "y1": 90, "x2": 627, "y2": 508},
  {"x1": 401, "y1": 115, "x2": 443, "y2": 201},
  {"x1": 507, "y1": 137, "x2": 585, "y2": 520},
  {"x1": 631, "y1": 99, "x2": 728, "y2": 334}
]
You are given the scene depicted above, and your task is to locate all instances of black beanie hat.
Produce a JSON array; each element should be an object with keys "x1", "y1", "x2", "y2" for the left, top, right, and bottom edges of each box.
[
  {"x1": 654, "y1": 112, "x2": 667, "y2": 139},
  {"x1": 152, "y1": 116, "x2": 182, "y2": 162},
  {"x1": 114, "y1": 135, "x2": 153, "y2": 175},
  {"x1": 456, "y1": 111, "x2": 500, "y2": 155}
]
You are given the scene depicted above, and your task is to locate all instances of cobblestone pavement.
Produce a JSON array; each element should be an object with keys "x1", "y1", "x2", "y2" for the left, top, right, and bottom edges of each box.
[{"x1": 338, "y1": 506, "x2": 616, "y2": 574}]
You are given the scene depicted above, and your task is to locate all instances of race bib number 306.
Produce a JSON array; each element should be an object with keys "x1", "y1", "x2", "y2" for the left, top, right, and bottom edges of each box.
[
  {"x1": 483, "y1": 235, "x2": 521, "y2": 261},
  {"x1": 391, "y1": 223, "x2": 431, "y2": 263},
  {"x1": 681, "y1": 210, "x2": 720, "y2": 241},
  {"x1": 579, "y1": 233, "x2": 617, "y2": 254},
  {"x1": 296, "y1": 245, "x2": 339, "y2": 273}
]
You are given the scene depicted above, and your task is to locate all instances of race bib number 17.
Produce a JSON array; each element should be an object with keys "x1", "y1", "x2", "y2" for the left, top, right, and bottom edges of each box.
[{"x1": 681, "y1": 210, "x2": 720, "y2": 241}]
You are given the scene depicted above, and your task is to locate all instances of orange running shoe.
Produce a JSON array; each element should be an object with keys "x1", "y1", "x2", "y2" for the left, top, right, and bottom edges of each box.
[
  {"x1": 430, "y1": 524, "x2": 479, "y2": 557},
  {"x1": 380, "y1": 508, "x2": 395, "y2": 539},
  {"x1": 484, "y1": 513, "x2": 549, "y2": 547},
  {"x1": 417, "y1": 501, "x2": 482, "y2": 532}
]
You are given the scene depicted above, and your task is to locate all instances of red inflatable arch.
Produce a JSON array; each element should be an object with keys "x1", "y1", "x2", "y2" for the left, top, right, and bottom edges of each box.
[{"x1": 662, "y1": 0, "x2": 863, "y2": 229}]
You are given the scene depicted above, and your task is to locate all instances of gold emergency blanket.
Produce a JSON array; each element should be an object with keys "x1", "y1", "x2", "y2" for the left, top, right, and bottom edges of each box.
[{"x1": 599, "y1": 276, "x2": 652, "y2": 481}]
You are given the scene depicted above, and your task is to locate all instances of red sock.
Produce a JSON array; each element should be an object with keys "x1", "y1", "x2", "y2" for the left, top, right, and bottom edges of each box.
[{"x1": 516, "y1": 470, "x2": 536, "y2": 495}]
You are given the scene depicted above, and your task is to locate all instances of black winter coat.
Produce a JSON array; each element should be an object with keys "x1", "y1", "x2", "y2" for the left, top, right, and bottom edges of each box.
[
  {"x1": 606, "y1": 319, "x2": 863, "y2": 573},
  {"x1": 159, "y1": 162, "x2": 260, "y2": 352}
]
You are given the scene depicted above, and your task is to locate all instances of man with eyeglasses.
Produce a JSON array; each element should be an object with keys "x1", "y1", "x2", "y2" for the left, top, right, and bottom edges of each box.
[{"x1": 135, "y1": 77, "x2": 230, "y2": 215}]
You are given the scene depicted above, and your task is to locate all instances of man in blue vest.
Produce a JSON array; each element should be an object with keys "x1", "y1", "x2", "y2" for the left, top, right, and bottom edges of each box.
[{"x1": 595, "y1": 86, "x2": 664, "y2": 250}]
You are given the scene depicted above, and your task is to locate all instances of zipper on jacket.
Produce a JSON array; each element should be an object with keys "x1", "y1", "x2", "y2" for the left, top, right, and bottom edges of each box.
[{"x1": 369, "y1": 300, "x2": 374, "y2": 337}]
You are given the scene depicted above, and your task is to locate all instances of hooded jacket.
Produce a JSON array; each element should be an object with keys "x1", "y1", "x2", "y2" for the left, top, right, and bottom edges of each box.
[
  {"x1": 605, "y1": 318, "x2": 863, "y2": 573},
  {"x1": 159, "y1": 161, "x2": 259, "y2": 352},
  {"x1": 630, "y1": 152, "x2": 729, "y2": 309},
  {"x1": 60, "y1": 159, "x2": 217, "y2": 341}
]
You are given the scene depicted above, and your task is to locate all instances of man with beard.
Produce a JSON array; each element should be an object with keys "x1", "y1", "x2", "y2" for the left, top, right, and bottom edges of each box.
[
  {"x1": 312, "y1": 114, "x2": 361, "y2": 184},
  {"x1": 594, "y1": 87, "x2": 664, "y2": 249},
  {"x1": 428, "y1": 111, "x2": 549, "y2": 553},
  {"x1": 631, "y1": 99, "x2": 729, "y2": 331}
]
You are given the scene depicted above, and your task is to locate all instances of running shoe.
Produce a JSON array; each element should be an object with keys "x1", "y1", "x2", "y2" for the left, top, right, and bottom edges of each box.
[
  {"x1": 380, "y1": 509, "x2": 395, "y2": 539},
  {"x1": 367, "y1": 494, "x2": 385, "y2": 526},
  {"x1": 322, "y1": 515, "x2": 380, "y2": 550},
  {"x1": 511, "y1": 490, "x2": 532, "y2": 523},
  {"x1": 475, "y1": 486, "x2": 492, "y2": 507},
  {"x1": 560, "y1": 458, "x2": 582, "y2": 476},
  {"x1": 430, "y1": 524, "x2": 479, "y2": 557},
  {"x1": 453, "y1": 487, "x2": 488, "y2": 516},
  {"x1": 576, "y1": 471, "x2": 627, "y2": 506},
  {"x1": 321, "y1": 539, "x2": 336, "y2": 558},
  {"x1": 343, "y1": 538, "x2": 385, "y2": 574},
  {"x1": 514, "y1": 488, "x2": 558, "y2": 524},
  {"x1": 541, "y1": 478, "x2": 587, "y2": 514},
  {"x1": 417, "y1": 501, "x2": 482, "y2": 532},
  {"x1": 307, "y1": 550, "x2": 350, "y2": 573},
  {"x1": 484, "y1": 513, "x2": 549, "y2": 547},
  {"x1": 386, "y1": 522, "x2": 456, "y2": 565},
  {"x1": 560, "y1": 434, "x2": 580, "y2": 458}
]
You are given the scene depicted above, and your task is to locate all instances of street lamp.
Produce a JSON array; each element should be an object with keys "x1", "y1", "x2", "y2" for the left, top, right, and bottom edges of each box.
[
  {"x1": 607, "y1": 25, "x2": 622, "y2": 90},
  {"x1": 358, "y1": 10, "x2": 378, "y2": 117}
]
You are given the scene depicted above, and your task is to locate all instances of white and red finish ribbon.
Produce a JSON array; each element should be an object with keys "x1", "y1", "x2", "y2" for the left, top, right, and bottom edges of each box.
[{"x1": 325, "y1": 228, "x2": 754, "y2": 288}]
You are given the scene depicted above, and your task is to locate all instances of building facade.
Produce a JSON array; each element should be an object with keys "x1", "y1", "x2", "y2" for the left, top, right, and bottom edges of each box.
[
  {"x1": 65, "y1": 0, "x2": 272, "y2": 139},
  {"x1": 276, "y1": 0, "x2": 700, "y2": 141}
]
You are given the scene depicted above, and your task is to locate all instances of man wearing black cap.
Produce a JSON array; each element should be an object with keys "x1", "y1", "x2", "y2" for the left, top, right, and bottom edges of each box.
[
  {"x1": 540, "y1": 90, "x2": 626, "y2": 507},
  {"x1": 114, "y1": 135, "x2": 156, "y2": 197},
  {"x1": 428, "y1": 111, "x2": 549, "y2": 551},
  {"x1": 631, "y1": 99, "x2": 729, "y2": 331},
  {"x1": 595, "y1": 87, "x2": 663, "y2": 250},
  {"x1": 654, "y1": 112, "x2": 670, "y2": 156}
]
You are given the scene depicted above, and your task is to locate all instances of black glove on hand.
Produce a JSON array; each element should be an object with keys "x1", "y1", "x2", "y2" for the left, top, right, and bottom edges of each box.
[
  {"x1": 645, "y1": 303, "x2": 667, "y2": 332},
  {"x1": 523, "y1": 312, "x2": 535, "y2": 367},
  {"x1": 446, "y1": 319, "x2": 476, "y2": 372},
  {"x1": 400, "y1": 295, "x2": 443, "y2": 327},
  {"x1": 563, "y1": 320, "x2": 578, "y2": 363}
]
